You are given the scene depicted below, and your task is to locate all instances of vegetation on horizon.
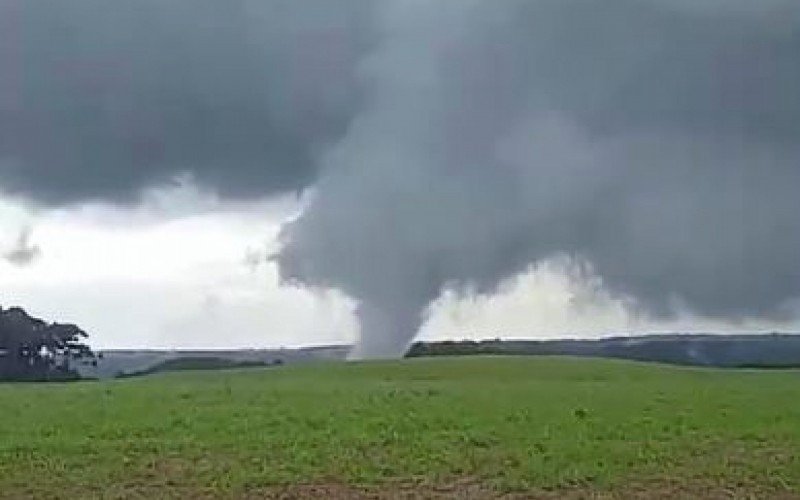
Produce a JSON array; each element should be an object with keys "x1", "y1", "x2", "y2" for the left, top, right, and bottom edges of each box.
[
  {"x1": 0, "y1": 306, "x2": 97, "y2": 382},
  {"x1": 407, "y1": 335, "x2": 800, "y2": 368},
  {"x1": 114, "y1": 356, "x2": 281, "y2": 379}
]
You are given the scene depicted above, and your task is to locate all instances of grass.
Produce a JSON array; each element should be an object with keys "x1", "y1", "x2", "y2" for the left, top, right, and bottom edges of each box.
[{"x1": 0, "y1": 356, "x2": 798, "y2": 498}]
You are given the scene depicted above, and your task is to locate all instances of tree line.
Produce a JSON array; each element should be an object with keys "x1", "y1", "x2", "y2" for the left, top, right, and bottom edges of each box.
[{"x1": 0, "y1": 306, "x2": 96, "y2": 381}]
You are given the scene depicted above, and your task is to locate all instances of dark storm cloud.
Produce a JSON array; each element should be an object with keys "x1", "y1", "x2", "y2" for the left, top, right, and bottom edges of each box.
[
  {"x1": 1, "y1": 0, "x2": 798, "y2": 357},
  {"x1": 277, "y1": 0, "x2": 800, "y2": 356},
  {"x1": 0, "y1": 0, "x2": 373, "y2": 203}
]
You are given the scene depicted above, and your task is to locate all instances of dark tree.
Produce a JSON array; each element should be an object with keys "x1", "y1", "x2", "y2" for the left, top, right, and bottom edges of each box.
[{"x1": 0, "y1": 306, "x2": 96, "y2": 381}]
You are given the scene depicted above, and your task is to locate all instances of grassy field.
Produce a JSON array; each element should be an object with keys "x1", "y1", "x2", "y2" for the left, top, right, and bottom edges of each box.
[{"x1": 0, "y1": 356, "x2": 798, "y2": 498}]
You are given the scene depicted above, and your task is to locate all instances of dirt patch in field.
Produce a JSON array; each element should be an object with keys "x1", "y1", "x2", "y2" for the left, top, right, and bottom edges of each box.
[
  {"x1": 15, "y1": 476, "x2": 798, "y2": 499},
  {"x1": 251, "y1": 478, "x2": 799, "y2": 500},
  {"x1": 254, "y1": 478, "x2": 495, "y2": 500}
]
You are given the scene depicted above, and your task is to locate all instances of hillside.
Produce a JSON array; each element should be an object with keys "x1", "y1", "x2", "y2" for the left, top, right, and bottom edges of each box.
[
  {"x1": 1, "y1": 357, "x2": 798, "y2": 498},
  {"x1": 80, "y1": 334, "x2": 800, "y2": 381},
  {"x1": 79, "y1": 345, "x2": 350, "y2": 379},
  {"x1": 408, "y1": 334, "x2": 800, "y2": 368}
]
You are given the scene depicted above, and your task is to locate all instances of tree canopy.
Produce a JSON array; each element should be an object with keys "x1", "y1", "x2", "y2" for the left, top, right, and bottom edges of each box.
[{"x1": 0, "y1": 306, "x2": 96, "y2": 381}]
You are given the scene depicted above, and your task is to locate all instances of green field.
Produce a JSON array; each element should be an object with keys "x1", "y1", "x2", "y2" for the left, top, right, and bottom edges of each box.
[{"x1": 1, "y1": 357, "x2": 798, "y2": 498}]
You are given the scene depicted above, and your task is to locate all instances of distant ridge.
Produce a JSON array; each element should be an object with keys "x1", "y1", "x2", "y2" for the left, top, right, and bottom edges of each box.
[
  {"x1": 80, "y1": 334, "x2": 800, "y2": 378},
  {"x1": 80, "y1": 345, "x2": 350, "y2": 379},
  {"x1": 407, "y1": 334, "x2": 800, "y2": 368}
]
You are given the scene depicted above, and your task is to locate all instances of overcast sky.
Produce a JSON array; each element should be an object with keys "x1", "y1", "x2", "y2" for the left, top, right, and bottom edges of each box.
[{"x1": 1, "y1": 0, "x2": 798, "y2": 351}]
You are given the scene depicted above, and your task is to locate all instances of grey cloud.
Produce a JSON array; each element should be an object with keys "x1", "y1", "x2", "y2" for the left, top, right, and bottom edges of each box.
[
  {"x1": 4, "y1": 227, "x2": 40, "y2": 266},
  {"x1": 0, "y1": 0, "x2": 373, "y2": 203},
  {"x1": 277, "y1": 0, "x2": 800, "y2": 356},
  {"x1": 1, "y1": 0, "x2": 798, "y2": 357}
]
